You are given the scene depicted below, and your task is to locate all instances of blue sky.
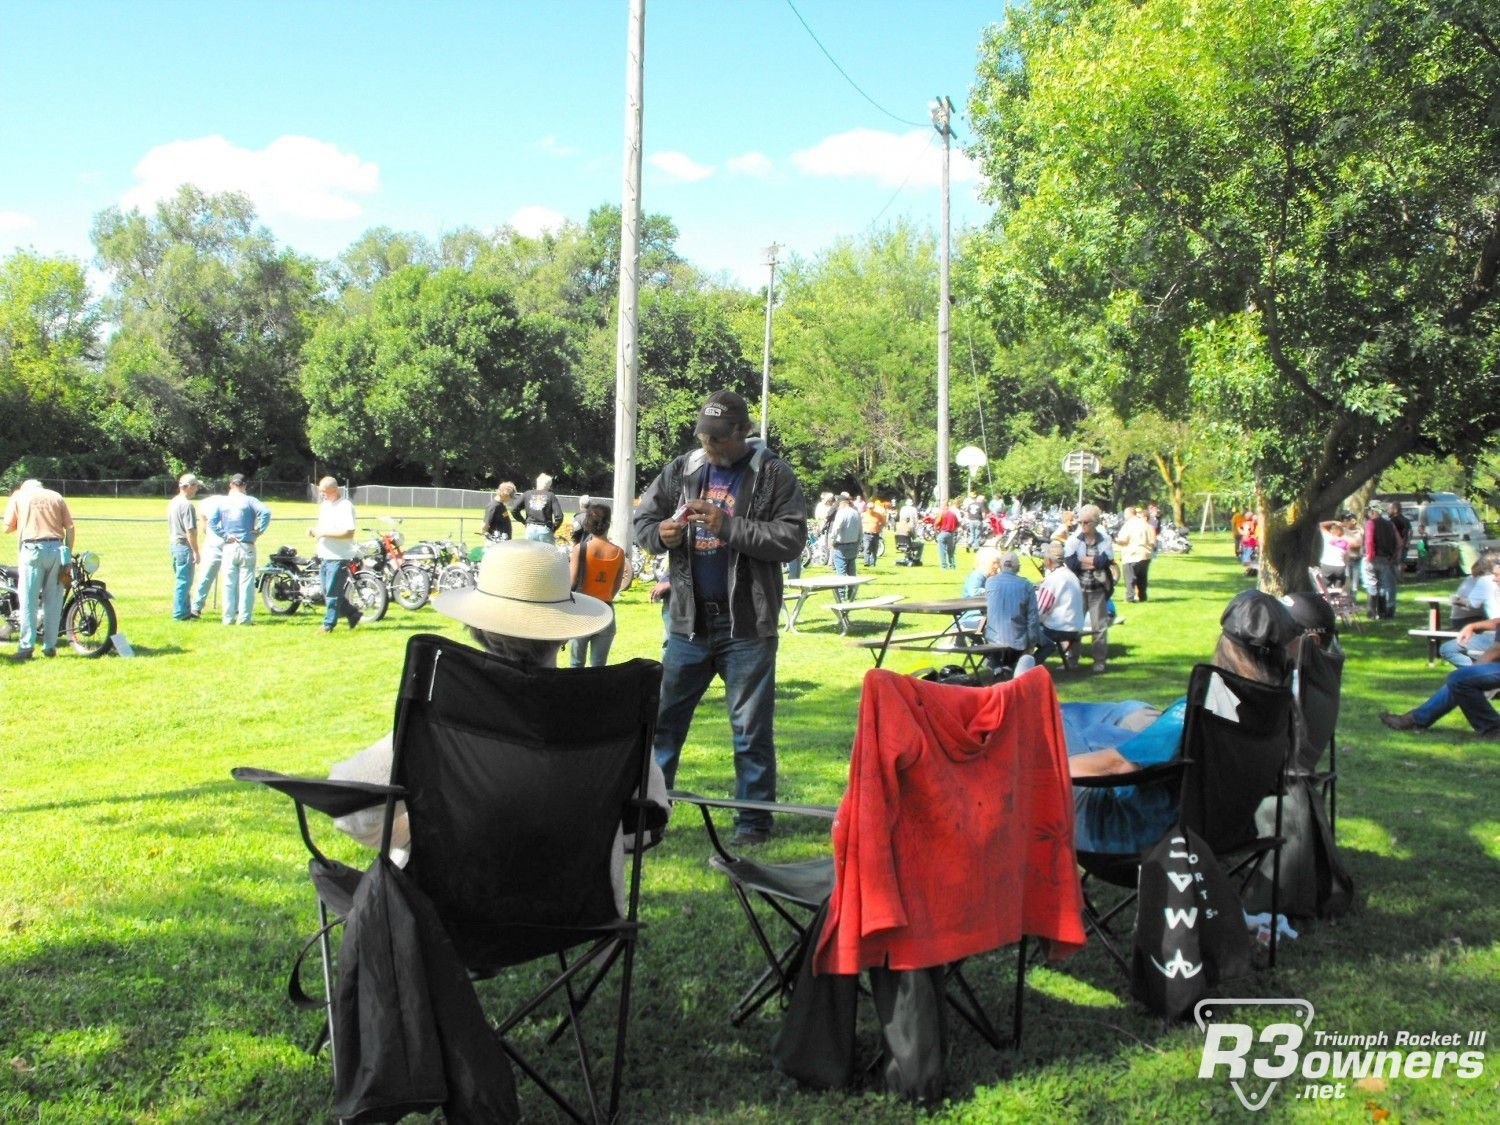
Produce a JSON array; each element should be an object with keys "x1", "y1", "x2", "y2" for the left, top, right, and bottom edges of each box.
[{"x1": 0, "y1": 0, "x2": 1002, "y2": 289}]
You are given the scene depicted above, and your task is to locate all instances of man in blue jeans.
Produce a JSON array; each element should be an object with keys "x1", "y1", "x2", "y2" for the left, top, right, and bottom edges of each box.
[
  {"x1": 634, "y1": 389, "x2": 807, "y2": 847},
  {"x1": 1381, "y1": 617, "x2": 1500, "y2": 736},
  {"x1": 308, "y1": 476, "x2": 362, "y2": 632}
]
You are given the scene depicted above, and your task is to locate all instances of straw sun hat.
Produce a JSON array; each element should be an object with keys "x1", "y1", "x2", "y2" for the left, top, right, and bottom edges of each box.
[{"x1": 433, "y1": 540, "x2": 611, "y2": 641}]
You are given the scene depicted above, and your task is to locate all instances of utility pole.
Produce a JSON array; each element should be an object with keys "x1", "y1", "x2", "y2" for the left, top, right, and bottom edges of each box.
[
  {"x1": 931, "y1": 95, "x2": 953, "y2": 511},
  {"x1": 759, "y1": 242, "x2": 779, "y2": 443},
  {"x1": 611, "y1": 0, "x2": 645, "y2": 550}
]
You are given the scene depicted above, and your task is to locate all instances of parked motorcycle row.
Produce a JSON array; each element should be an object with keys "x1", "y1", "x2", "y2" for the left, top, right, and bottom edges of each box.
[
  {"x1": 1, "y1": 549, "x2": 120, "y2": 657},
  {"x1": 255, "y1": 521, "x2": 482, "y2": 618}
]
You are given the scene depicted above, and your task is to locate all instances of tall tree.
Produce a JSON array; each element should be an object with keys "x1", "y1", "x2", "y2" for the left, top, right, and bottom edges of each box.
[
  {"x1": 968, "y1": 0, "x2": 1500, "y2": 590},
  {"x1": 301, "y1": 265, "x2": 571, "y2": 485},
  {"x1": 0, "y1": 251, "x2": 105, "y2": 478},
  {"x1": 93, "y1": 186, "x2": 321, "y2": 476},
  {"x1": 772, "y1": 223, "x2": 944, "y2": 499}
]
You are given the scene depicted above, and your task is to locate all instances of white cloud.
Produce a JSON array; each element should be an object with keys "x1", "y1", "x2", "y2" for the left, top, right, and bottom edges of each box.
[
  {"x1": 648, "y1": 151, "x2": 714, "y2": 182},
  {"x1": 793, "y1": 128, "x2": 980, "y2": 188},
  {"x1": 540, "y1": 135, "x2": 577, "y2": 157},
  {"x1": 509, "y1": 205, "x2": 567, "y2": 238},
  {"x1": 0, "y1": 210, "x2": 35, "y2": 233},
  {"x1": 726, "y1": 152, "x2": 773, "y2": 179},
  {"x1": 121, "y1": 135, "x2": 379, "y2": 221}
]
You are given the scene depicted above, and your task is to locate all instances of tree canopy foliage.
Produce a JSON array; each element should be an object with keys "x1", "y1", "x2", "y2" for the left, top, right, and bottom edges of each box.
[{"x1": 967, "y1": 0, "x2": 1500, "y2": 586}]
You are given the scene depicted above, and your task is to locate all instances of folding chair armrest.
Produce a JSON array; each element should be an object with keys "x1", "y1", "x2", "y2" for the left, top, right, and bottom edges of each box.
[
  {"x1": 668, "y1": 789, "x2": 836, "y2": 820},
  {"x1": 232, "y1": 766, "x2": 406, "y2": 819},
  {"x1": 1070, "y1": 759, "x2": 1189, "y2": 789}
]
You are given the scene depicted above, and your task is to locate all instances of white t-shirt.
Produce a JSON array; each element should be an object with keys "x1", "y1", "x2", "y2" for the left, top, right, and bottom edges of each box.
[
  {"x1": 315, "y1": 496, "x2": 358, "y2": 560},
  {"x1": 1037, "y1": 565, "x2": 1085, "y2": 632}
]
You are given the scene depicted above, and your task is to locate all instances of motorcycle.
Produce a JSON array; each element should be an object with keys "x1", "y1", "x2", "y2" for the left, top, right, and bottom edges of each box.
[
  {"x1": 257, "y1": 546, "x2": 389, "y2": 620},
  {"x1": 356, "y1": 524, "x2": 431, "y2": 611},
  {"x1": 1, "y1": 549, "x2": 119, "y2": 657},
  {"x1": 1157, "y1": 522, "x2": 1193, "y2": 554}
]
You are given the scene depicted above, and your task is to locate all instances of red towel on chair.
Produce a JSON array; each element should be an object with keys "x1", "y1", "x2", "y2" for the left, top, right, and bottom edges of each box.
[{"x1": 815, "y1": 668, "x2": 1086, "y2": 974}]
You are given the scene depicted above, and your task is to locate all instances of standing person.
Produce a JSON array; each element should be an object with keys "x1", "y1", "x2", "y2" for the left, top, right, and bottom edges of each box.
[
  {"x1": 569, "y1": 502, "x2": 627, "y2": 668},
  {"x1": 982, "y1": 551, "x2": 1040, "y2": 674},
  {"x1": 1317, "y1": 519, "x2": 1351, "y2": 589},
  {"x1": 3, "y1": 479, "x2": 74, "y2": 660},
  {"x1": 860, "y1": 497, "x2": 887, "y2": 567},
  {"x1": 1065, "y1": 504, "x2": 1115, "y2": 673},
  {"x1": 190, "y1": 486, "x2": 224, "y2": 619},
  {"x1": 934, "y1": 500, "x2": 961, "y2": 569},
  {"x1": 307, "y1": 476, "x2": 361, "y2": 633},
  {"x1": 962, "y1": 491, "x2": 987, "y2": 550},
  {"x1": 1114, "y1": 505, "x2": 1157, "y2": 603},
  {"x1": 1146, "y1": 502, "x2": 1162, "y2": 536},
  {"x1": 208, "y1": 474, "x2": 271, "y2": 625},
  {"x1": 1035, "y1": 541, "x2": 1085, "y2": 669},
  {"x1": 898, "y1": 494, "x2": 919, "y2": 535},
  {"x1": 167, "y1": 473, "x2": 201, "y2": 621},
  {"x1": 633, "y1": 388, "x2": 806, "y2": 847},
  {"x1": 514, "y1": 473, "x2": 563, "y2": 543},
  {"x1": 828, "y1": 493, "x2": 862, "y2": 598},
  {"x1": 483, "y1": 482, "x2": 516, "y2": 542},
  {"x1": 1364, "y1": 502, "x2": 1402, "y2": 619}
]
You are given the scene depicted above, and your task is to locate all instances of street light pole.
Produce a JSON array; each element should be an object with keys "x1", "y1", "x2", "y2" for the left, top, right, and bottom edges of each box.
[
  {"x1": 931, "y1": 95, "x2": 953, "y2": 512},
  {"x1": 760, "y1": 242, "x2": 779, "y2": 443}
]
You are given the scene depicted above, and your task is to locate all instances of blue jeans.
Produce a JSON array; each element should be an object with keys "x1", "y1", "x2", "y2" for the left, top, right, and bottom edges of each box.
[
  {"x1": 654, "y1": 616, "x2": 779, "y2": 832},
  {"x1": 171, "y1": 543, "x2": 194, "y2": 619},
  {"x1": 569, "y1": 610, "x2": 617, "y2": 668},
  {"x1": 1367, "y1": 558, "x2": 1399, "y2": 615},
  {"x1": 1410, "y1": 662, "x2": 1500, "y2": 734},
  {"x1": 320, "y1": 559, "x2": 358, "y2": 628},
  {"x1": 193, "y1": 539, "x2": 222, "y2": 615},
  {"x1": 1440, "y1": 633, "x2": 1493, "y2": 668},
  {"x1": 862, "y1": 532, "x2": 880, "y2": 566},
  {"x1": 936, "y1": 531, "x2": 956, "y2": 569},
  {"x1": 525, "y1": 525, "x2": 553, "y2": 543},
  {"x1": 831, "y1": 545, "x2": 858, "y2": 600},
  {"x1": 221, "y1": 541, "x2": 257, "y2": 624},
  {"x1": 16, "y1": 541, "x2": 64, "y2": 654}
]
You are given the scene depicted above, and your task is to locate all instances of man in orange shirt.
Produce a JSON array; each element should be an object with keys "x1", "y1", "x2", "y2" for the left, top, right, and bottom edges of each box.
[
  {"x1": 860, "y1": 497, "x2": 887, "y2": 567},
  {"x1": 3, "y1": 479, "x2": 75, "y2": 660}
]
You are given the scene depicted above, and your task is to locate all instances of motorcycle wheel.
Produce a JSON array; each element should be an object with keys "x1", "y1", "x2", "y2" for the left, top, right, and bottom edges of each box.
[
  {"x1": 436, "y1": 562, "x2": 476, "y2": 592},
  {"x1": 260, "y1": 571, "x2": 302, "y2": 615},
  {"x1": 392, "y1": 563, "x2": 431, "y2": 610},
  {"x1": 875, "y1": 535, "x2": 887, "y2": 558},
  {"x1": 65, "y1": 589, "x2": 118, "y2": 657},
  {"x1": 350, "y1": 571, "x2": 389, "y2": 621}
]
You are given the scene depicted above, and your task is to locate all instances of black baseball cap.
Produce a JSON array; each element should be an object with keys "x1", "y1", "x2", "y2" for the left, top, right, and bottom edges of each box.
[{"x1": 693, "y1": 390, "x2": 752, "y2": 439}]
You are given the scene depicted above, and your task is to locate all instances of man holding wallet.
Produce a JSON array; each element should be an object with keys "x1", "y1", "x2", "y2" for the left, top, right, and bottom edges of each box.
[{"x1": 633, "y1": 389, "x2": 807, "y2": 847}]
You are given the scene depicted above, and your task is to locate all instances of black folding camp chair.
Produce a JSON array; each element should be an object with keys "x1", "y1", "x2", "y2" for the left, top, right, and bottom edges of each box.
[
  {"x1": 236, "y1": 633, "x2": 662, "y2": 1124},
  {"x1": 670, "y1": 792, "x2": 1022, "y2": 1053},
  {"x1": 1294, "y1": 635, "x2": 1345, "y2": 833},
  {"x1": 1076, "y1": 662, "x2": 1295, "y2": 969}
]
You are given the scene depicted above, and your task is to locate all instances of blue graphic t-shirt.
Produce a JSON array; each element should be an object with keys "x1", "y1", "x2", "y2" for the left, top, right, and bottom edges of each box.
[{"x1": 690, "y1": 460, "x2": 747, "y2": 604}]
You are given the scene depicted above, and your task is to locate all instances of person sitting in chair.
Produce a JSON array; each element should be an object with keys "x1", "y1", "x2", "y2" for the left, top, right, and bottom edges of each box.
[
  {"x1": 982, "y1": 551, "x2": 1039, "y2": 676},
  {"x1": 327, "y1": 541, "x2": 669, "y2": 898}
]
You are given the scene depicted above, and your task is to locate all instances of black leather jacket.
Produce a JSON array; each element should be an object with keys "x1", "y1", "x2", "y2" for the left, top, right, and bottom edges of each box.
[{"x1": 633, "y1": 443, "x2": 806, "y2": 638}]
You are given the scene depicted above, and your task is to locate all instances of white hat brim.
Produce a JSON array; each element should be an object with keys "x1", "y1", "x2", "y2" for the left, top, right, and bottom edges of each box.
[{"x1": 433, "y1": 585, "x2": 612, "y2": 641}]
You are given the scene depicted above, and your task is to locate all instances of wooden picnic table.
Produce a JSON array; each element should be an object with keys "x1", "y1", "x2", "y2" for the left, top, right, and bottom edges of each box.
[
  {"x1": 782, "y1": 574, "x2": 876, "y2": 633},
  {"x1": 862, "y1": 596, "x2": 988, "y2": 668}
]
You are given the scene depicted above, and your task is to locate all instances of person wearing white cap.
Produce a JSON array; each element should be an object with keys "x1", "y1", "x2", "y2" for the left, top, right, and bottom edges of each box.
[
  {"x1": 328, "y1": 540, "x2": 668, "y2": 897},
  {"x1": 167, "y1": 473, "x2": 201, "y2": 620}
]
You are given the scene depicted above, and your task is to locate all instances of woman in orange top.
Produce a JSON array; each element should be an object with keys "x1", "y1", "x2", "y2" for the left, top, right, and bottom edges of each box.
[{"x1": 568, "y1": 501, "x2": 627, "y2": 668}]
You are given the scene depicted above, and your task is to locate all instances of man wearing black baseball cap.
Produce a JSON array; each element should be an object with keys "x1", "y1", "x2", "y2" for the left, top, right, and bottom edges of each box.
[{"x1": 634, "y1": 389, "x2": 807, "y2": 846}]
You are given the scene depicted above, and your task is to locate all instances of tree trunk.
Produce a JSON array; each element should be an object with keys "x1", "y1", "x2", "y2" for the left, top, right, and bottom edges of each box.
[{"x1": 1258, "y1": 499, "x2": 1320, "y2": 595}]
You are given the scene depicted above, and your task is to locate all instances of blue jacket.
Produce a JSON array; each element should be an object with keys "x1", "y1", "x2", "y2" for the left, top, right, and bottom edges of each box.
[{"x1": 983, "y1": 570, "x2": 1040, "y2": 651}]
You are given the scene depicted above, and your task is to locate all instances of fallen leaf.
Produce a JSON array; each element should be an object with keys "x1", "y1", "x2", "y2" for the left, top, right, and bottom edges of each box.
[{"x1": 1355, "y1": 1076, "x2": 1388, "y2": 1093}]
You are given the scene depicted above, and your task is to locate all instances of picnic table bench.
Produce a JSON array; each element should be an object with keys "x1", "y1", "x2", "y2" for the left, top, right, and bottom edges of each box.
[
  {"x1": 782, "y1": 574, "x2": 876, "y2": 633},
  {"x1": 826, "y1": 593, "x2": 905, "y2": 635}
]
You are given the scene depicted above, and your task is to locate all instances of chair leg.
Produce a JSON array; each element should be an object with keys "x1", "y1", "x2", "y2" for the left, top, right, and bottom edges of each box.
[{"x1": 316, "y1": 898, "x2": 339, "y2": 1092}]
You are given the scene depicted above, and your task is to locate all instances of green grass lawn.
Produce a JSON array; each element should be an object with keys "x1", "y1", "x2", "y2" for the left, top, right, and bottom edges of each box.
[{"x1": 2, "y1": 506, "x2": 1497, "y2": 1122}]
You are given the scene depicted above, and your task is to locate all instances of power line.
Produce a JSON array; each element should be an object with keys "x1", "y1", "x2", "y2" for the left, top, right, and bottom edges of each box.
[
  {"x1": 782, "y1": 0, "x2": 931, "y2": 129},
  {"x1": 866, "y1": 132, "x2": 940, "y2": 228}
]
